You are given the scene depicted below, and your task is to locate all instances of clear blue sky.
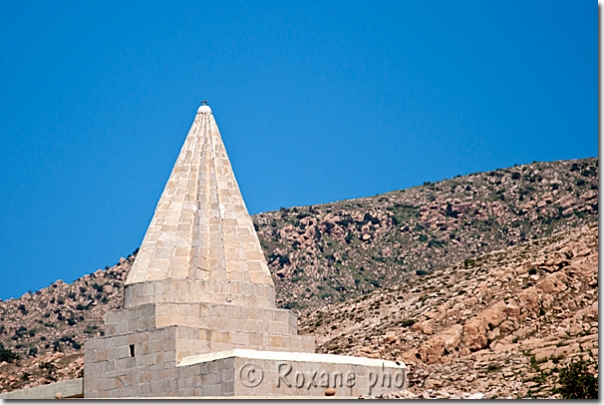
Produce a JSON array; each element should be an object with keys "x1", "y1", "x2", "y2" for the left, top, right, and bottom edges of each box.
[{"x1": 0, "y1": 0, "x2": 597, "y2": 300}]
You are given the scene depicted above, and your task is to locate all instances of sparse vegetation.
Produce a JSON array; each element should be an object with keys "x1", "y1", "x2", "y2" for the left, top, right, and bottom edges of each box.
[
  {"x1": 0, "y1": 342, "x2": 20, "y2": 363},
  {"x1": 0, "y1": 158, "x2": 598, "y2": 396},
  {"x1": 555, "y1": 358, "x2": 598, "y2": 399}
]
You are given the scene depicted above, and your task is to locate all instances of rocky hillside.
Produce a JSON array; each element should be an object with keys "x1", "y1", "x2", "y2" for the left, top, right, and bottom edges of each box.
[
  {"x1": 299, "y1": 223, "x2": 598, "y2": 399},
  {"x1": 0, "y1": 259, "x2": 133, "y2": 393},
  {"x1": 0, "y1": 157, "x2": 598, "y2": 394},
  {"x1": 257, "y1": 157, "x2": 597, "y2": 312}
]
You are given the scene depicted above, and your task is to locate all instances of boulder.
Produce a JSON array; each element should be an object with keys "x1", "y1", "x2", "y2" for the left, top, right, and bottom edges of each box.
[
  {"x1": 517, "y1": 287, "x2": 540, "y2": 315},
  {"x1": 481, "y1": 300, "x2": 508, "y2": 329},
  {"x1": 412, "y1": 319, "x2": 435, "y2": 335},
  {"x1": 462, "y1": 317, "x2": 489, "y2": 351},
  {"x1": 536, "y1": 273, "x2": 567, "y2": 294}
]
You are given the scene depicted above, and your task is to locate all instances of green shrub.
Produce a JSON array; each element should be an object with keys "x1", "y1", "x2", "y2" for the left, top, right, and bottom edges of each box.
[
  {"x1": 283, "y1": 302, "x2": 300, "y2": 310},
  {"x1": 444, "y1": 202, "x2": 458, "y2": 218},
  {"x1": 39, "y1": 362, "x2": 56, "y2": 371},
  {"x1": 464, "y1": 258, "x2": 476, "y2": 269},
  {"x1": 0, "y1": 343, "x2": 20, "y2": 363},
  {"x1": 428, "y1": 238, "x2": 444, "y2": 248},
  {"x1": 13, "y1": 326, "x2": 27, "y2": 340},
  {"x1": 369, "y1": 280, "x2": 380, "y2": 288},
  {"x1": 556, "y1": 358, "x2": 598, "y2": 399}
]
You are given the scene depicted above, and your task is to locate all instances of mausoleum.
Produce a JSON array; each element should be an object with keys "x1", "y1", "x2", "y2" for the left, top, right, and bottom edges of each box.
[{"x1": 80, "y1": 104, "x2": 408, "y2": 398}]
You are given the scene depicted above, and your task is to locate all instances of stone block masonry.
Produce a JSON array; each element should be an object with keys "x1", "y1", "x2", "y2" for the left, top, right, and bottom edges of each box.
[
  {"x1": 83, "y1": 104, "x2": 407, "y2": 398},
  {"x1": 86, "y1": 349, "x2": 406, "y2": 398},
  {"x1": 0, "y1": 378, "x2": 83, "y2": 399},
  {"x1": 104, "y1": 302, "x2": 298, "y2": 336},
  {"x1": 123, "y1": 279, "x2": 277, "y2": 309}
]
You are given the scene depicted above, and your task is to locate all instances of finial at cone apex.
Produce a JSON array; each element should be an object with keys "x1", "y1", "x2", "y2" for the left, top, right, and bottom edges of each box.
[{"x1": 198, "y1": 100, "x2": 212, "y2": 114}]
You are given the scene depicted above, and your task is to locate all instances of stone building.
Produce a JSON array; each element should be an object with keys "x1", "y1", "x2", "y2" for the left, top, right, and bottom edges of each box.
[{"x1": 80, "y1": 104, "x2": 408, "y2": 398}]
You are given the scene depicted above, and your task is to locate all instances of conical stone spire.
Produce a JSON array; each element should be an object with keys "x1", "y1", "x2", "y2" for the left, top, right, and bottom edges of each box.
[
  {"x1": 124, "y1": 105, "x2": 275, "y2": 308},
  {"x1": 83, "y1": 104, "x2": 406, "y2": 399}
]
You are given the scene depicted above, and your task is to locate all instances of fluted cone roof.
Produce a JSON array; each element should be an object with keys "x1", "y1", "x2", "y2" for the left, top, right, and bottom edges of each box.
[{"x1": 125, "y1": 106, "x2": 273, "y2": 287}]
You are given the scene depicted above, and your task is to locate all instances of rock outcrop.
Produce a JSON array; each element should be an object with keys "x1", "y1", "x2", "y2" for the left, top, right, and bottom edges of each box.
[
  {"x1": 0, "y1": 158, "x2": 598, "y2": 396},
  {"x1": 255, "y1": 158, "x2": 598, "y2": 312},
  {"x1": 300, "y1": 223, "x2": 598, "y2": 398}
]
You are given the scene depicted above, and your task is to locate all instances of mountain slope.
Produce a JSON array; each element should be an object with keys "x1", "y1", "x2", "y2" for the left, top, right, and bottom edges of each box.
[
  {"x1": 299, "y1": 223, "x2": 598, "y2": 398},
  {"x1": 257, "y1": 158, "x2": 597, "y2": 311},
  {"x1": 0, "y1": 157, "x2": 598, "y2": 394}
]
